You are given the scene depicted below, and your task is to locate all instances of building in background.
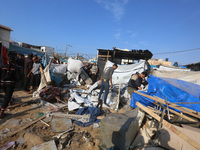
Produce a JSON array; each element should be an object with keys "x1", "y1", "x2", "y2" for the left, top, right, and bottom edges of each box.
[{"x1": 0, "y1": 24, "x2": 13, "y2": 48}]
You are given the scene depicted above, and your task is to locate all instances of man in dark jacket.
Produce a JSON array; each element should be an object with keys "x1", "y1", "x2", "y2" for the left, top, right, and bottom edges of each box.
[
  {"x1": 127, "y1": 71, "x2": 148, "y2": 95},
  {"x1": 23, "y1": 53, "x2": 33, "y2": 91},
  {"x1": 0, "y1": 56, "x2": 21, "y2": 118}
]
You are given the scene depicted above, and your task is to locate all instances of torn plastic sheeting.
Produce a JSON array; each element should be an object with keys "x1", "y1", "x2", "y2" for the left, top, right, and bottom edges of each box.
[
  {"x1": 68, "y1": 100, "x2": 80, "y2": 111},
  {"x1": 50, "y1": 74, "x2": 62, "y2": 86},
  {"x1": 50, "y1": 64, "x2": 68, "y2": 74},
  {"x1": 67, "y1": 58, "x2": 83, "y2": 73},
  {"x1": 131, "y1": 75, "x2": 200, "y2": 112},
  {"x1": 160, "y1": 77, "x2": 200, "y2": 98},
  {"x1": 38, "y1": 59, "x2": 52, "y2": 91},
  {"x1": 71, "y1": 92, "x2": 92, "y2": 105},
  {"x1": 73, "y1": 107, "x2": 102, "y2": 127},
  {"x1": 0, "y1": 141, "x2": 15, "y2": 150},
  {"x1": 104, "y1": 60, "x2": 147, "y2": 85},
  {"x1": 87, "y1": 80, "x2": 100, "y2": 93}
]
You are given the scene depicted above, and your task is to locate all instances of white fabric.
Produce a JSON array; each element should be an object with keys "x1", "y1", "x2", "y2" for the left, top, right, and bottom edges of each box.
[
  {"x1": 50, "y1": 64, "x2": 68, "y2": 74},
  {"x1": 157, "y1": 66, "x2": 190, "y2": 71},
  {"x1": 152, "y1": 70, "x2": 200, "y2": 85},
  {"x1": 38, "y1": 60, "x2": 52, "y2": 91},
  {"x1": 104, "y1": 60, "x2": 147, "y2": 85},
  {"x1": 67, "y1": 58, "x2": 84, "y2": 73},
  {"x1": 68, "y1": 100, "x2": 80, "y2": 111}
]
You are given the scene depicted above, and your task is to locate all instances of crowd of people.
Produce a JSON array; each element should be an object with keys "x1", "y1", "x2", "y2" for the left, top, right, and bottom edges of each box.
[
  {"x1": 0, "y1": 53, "x2": 43, "y2": 118},
  {"x1": 0, "y1": 54, "x2": 148, "y2": 119}
]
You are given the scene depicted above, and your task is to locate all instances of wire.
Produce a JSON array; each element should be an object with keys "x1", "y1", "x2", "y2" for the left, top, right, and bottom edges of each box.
[{"x1": 154, "y1": 48, "x2": 200, "y2": 55}]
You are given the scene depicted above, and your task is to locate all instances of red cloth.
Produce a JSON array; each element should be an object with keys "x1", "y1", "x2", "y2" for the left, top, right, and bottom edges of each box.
[{"x1": 2, "y1": 45, "x2": 7, "y2": 65}]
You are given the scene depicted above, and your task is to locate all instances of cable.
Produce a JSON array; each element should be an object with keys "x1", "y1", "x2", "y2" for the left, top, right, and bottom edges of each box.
[{"x1": 154, "y1": 48, "x2": 200, "y2": 55}]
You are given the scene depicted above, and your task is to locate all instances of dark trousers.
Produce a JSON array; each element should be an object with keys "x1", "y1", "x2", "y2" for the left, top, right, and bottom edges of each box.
[
  {"x1": 98, "y1": 80, "x2": 109, "y2": 104},
  {"x1": 91, "y1": 74, "x2": 97, "y2": 84},
  {"x1": 24, "y1": 73, "x2": 31, "y2": 90},
  {"x1": 1, "y1": 84, "x2": 15, "y2": 110}
]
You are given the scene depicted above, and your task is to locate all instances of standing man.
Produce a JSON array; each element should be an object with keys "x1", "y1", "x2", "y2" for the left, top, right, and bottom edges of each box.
[
  {"x1": 127, "y1": 71, "x2": 148, "y2": 96},
  {"x1": 28, "y1": 56, "x2": 41, "y2": 93},
  {"x1": 23, "y1": 53, "x2": 33, "y2": 92},
  {"x1": 90, "y1": 62, "x2": 98, "y2": 84},
  {"x1": 0, "y1": 56, "x2": 21, "y2": 118},
  {"x1": 97, "y1": 64, "x2": 118, "y2": 108}
]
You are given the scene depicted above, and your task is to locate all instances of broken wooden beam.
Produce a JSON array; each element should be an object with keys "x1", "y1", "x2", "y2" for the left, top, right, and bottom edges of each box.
[
  {"x1": 7, "y1": 115, "x2": 46, "y2": 137},
  {"x1": 153, "y1": 101, "x2": 197, "y2": 122},
  {"x1": 136, "y1": 102, "x2": 200, "y2": 150},
  {"x1": 51, "y1": 112, "x2": 90, "y2": 122},
  {"x1": 134, "y1": 91, "x2": 200, "y2": 120}
]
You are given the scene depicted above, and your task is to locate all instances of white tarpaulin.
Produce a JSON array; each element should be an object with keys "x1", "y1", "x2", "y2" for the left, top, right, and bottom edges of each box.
[
  {"x1": 50, "y1": 64, "x2": 68, "y2": 74},
  {"x1": 157, "y1": 65, "x2": 190, "y2": 71},
  {"x1": 104, "y1": 60, "x2": 148, "y2": 85},
  {"x1": 67, "y1": 58, "x2": 84, "y2": 73},
  {"x1": 152, "y1": 70, "x2": 200, "y2": 85}
]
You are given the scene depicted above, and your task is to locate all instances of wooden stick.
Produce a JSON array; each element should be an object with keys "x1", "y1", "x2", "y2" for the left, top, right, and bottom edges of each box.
[
  {"x1": 107, "y1": 51, "x2": 109, "y2": 62},
  {"x1": 134, "y1": 91, "x2": 200, "y2": 119},
  {"x1": 153, "y1": 101, "x2": 197, "y2": 122},
  {"x1": 7, "y1": 115, "x2": 46, "y2": 137},
  {"x1": 97, "y1": 55, "x2": 111, "y2": 57},
  {"x1": 40, "y1": 120, "x2": 50, "y2": 127},
  {"x1": 136, "y1": 102, "x2": 200, "y2": 150},
  {"x1": 154, "y1": 96, "x2": 199, "y2": 114},
  {"x1": 113, "y1": 81, "x2": 121, "y2": 111}
]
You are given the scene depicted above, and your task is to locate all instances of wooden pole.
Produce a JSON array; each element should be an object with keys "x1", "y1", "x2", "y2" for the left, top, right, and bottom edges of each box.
[
  {"x1": 113, "y1": 81, "x2": 121, "y2": 111},
  {"x1": 107, "y1": 51, "x2": 109, "y2": 62},
  {"x1": 134, "y1": 91, "x2": 200, "y2": 119},
  {"x1": 136, "y1": 102, "x2": 200, "y2": 150},
  {"x1": 7, "y1": 115, "x2": 46, "y2": 137}
]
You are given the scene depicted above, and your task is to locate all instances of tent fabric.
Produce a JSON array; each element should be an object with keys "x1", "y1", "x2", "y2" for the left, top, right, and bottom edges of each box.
[
  {"x1": 152, "y1": 70, "x2": 200, "y2": 85},
  {"x1": 73, "y1": 107, "x2": 102, "y2": 127},
  {"x1": 130, "y1": 75, "x2": 200, "y2": 112},
  {"x1": 50, "y1": 64, "x2": 68, "y2": 74},
  {"x1": 104, "y1": 60, "x2": 148, "y2": 85},
  {"x1": 67, "y1": 58, "x2": 83, "y2": 73}
]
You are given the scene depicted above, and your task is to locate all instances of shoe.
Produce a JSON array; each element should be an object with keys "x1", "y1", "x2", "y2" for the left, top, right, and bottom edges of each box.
[{"x1": 96, "y1": 99, "x2": 103, "y2": 109}]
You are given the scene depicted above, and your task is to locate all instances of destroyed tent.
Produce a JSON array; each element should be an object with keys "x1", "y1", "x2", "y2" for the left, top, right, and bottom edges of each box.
[
  {"x1": 131, "y1": 75, "x2": 200, "y2": 112},
  {"x1": 104, "y1": 60, "x2": 150, "y2": 85},
  {"x1": 97, "y1": 48, "x2": 153, "y2": 80}
]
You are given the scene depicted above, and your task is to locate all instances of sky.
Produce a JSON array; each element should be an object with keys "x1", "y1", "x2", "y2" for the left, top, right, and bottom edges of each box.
[{"x1": 1, "y1": 0, "x2": 200, "y2": 65}]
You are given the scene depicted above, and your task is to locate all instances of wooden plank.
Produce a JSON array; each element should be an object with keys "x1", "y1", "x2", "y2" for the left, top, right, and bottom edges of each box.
[
  {"x1": 134, "y1": 91, "x2": 200, "y2": 119},
  {"x1": 154, "y1": 96, "x2": 199, "y2": 114},
  {"x1": 7, "y1": 115, "x2": 46, "y2": 137},
  {"x1": 153, "y1": 102, "x2": 197, "y2": 122},
  {"x1": 113, "y1": 81, "x2": 121, "y2": 111},
  {"x1": 136, "y1": 102, "x2": 200, "y2": 150},
  {"x1": 97, "y1": 55, "x2": 111, "y2": 57}
]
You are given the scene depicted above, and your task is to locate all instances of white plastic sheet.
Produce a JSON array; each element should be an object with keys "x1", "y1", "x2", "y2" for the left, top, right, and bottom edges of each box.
[
  {"x1": 104, "y1": 60, "x2": 147, "y2": 85},
  {"x1": 67, "y1": 58, "x2": 83, "y2": 73},
  {"x1": 50, "y1": 64, "x2": 68, "y2": 74}
]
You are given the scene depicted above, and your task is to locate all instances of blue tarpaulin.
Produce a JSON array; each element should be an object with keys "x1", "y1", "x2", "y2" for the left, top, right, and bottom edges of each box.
[
  {"x1": 130, "y1": 75, "x2": 200, "y2": 112},
  {"x1": 73, "y1": 107, "x2": 102, "y2": 127}
]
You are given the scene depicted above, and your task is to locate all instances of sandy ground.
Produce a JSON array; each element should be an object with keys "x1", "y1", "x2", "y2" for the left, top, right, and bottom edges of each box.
[{"x1": 0, "y1": 87, "x2": 103, "y2": 150}]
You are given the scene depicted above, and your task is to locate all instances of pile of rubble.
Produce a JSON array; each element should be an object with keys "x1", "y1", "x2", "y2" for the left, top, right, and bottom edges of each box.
[{"x1": 0, "y1": 58, "x2": 200, "y2": 150}]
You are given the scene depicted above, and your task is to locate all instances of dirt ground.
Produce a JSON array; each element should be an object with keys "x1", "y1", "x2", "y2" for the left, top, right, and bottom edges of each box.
[{"x1": 0, "y1": 87, "x2": 103, "y2": 150}]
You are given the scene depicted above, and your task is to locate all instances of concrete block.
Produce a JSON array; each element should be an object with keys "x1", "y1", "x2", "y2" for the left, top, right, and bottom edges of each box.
[
  {"x1": 51, "y1": 117, "x2": 72, "y2": 133},
  {"x1": 31, "y1": 140, "x2": 57, "y2": 150},
  {"x1": 100, "y1": 108, "x2": 144, "y2": 150}
]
